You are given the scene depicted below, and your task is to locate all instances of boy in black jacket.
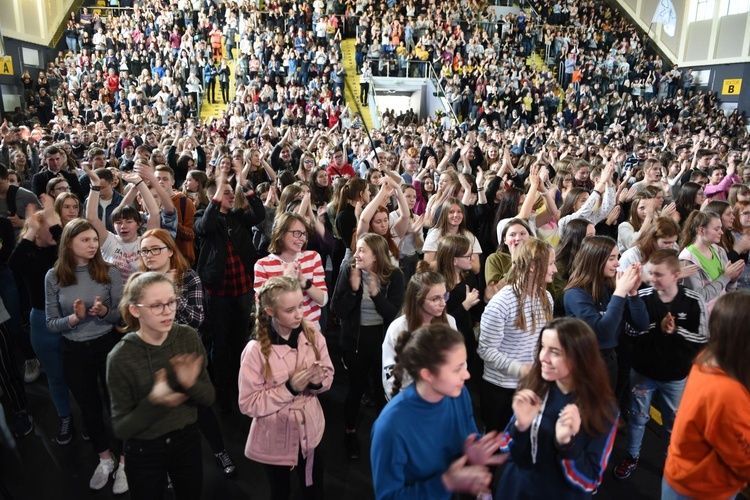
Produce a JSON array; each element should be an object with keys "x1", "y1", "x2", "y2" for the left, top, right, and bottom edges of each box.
[
  {"x1": 614, "y1": 249, "x2": 708, "y2": 480},
  {"x1": 194, "y1": 164, "x2": 264, "y2": 413}
]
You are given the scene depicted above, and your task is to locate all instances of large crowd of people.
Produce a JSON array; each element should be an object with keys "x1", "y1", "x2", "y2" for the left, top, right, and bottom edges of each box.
[{"x1": 1, "y1": 0, "x2": 750, "y2": 498}]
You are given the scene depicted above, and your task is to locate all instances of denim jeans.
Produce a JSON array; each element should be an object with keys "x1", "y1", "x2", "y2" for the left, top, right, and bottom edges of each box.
[
  {"x1": 626, "y1": 370, "x2": 686, "y2": 458},
  {"x1": 661, "y1": 477, "x2": 737, "y2": 500},
  {"x1": 124, "y1": 423, "x2": 202, "y2": 500},
  {"x1": 29, "y1": 308, "x2": 71, "y2": 417}
]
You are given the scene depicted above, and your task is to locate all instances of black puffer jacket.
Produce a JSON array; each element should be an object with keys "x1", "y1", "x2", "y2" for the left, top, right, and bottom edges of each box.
[{"x1": 331, "y1": 263, "x2": 405, "y2": 352}]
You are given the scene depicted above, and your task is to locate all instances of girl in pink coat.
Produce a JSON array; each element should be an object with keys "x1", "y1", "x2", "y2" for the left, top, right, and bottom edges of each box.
[{"x1": 239, "y1": 276, "x2": 334, "y2": 500}]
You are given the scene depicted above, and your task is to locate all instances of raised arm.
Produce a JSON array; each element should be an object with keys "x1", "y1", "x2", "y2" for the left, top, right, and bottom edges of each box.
[
  {"x1": 517, "y1": 164, "x2": 540, "y2": 221},
  {"x1": 391, "y1": 182, "x2": 411, "y2": 239},
  {"x1": 356, "y1": 178, "x2": 396, "y2": 238},
  {"x1": 83, "y1": 164, "x2": 110, "y2": 246}
]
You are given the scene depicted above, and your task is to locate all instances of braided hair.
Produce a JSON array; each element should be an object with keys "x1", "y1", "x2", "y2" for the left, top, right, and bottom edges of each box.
[{"x1": 255, "y1": 276, "x2": 321, "y2": 381}]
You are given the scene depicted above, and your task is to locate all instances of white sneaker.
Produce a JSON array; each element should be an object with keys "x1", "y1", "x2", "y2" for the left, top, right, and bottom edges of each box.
[
  {"x1": 90, "y1": 457, "x2": 115, "y2": 490},
  {"x1": 23, "y1": 359, "x2": 40, "y2": 383},
  {"x1": 112, "y1": 466, "x2": 128, "y2": 495}
]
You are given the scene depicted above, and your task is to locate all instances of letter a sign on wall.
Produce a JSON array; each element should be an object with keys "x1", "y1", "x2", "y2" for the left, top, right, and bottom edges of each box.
[{"x1": 0, "y1": 56, "x2": 13, "y2": 76}]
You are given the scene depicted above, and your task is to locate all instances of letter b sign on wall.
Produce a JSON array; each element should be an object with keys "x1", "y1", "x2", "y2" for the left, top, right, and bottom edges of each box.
[{"x1": 722, "y1": 79, "x2": 742, "y2": 96}]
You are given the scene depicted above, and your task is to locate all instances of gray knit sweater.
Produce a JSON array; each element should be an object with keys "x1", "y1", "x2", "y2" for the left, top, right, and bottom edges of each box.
[{"x1": 45, "y1": 265, "x2": 123, "y2": 341}]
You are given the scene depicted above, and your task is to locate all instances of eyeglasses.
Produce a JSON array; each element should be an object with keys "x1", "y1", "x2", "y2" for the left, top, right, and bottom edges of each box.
[
  {"x1": 458, "y1": 253, "x2": 473, "y2": 260},
  {"x1": 427, "y1": 293, "x2": 450, "y2": 304},
  {"x1": 140, "y1": 245, "x2": 169, "y2": 256},
  {"x1": 287, "y1": 230, "x2": 308, "y2": 239},
  {"x1": 304, "y1": 159, "x2": 315, "y2": 164},
  {"x1": 136, "y1": 298, "x2": 179, "y2": 315},
  {"x1": 53, "y1": 185, "x2": 71, "y2": 192}
]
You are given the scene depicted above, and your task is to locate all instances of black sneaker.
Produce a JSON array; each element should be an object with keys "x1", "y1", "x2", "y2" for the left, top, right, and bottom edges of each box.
[
  {"x1": 361, "y1": 394, "x2": 375, "y2": 407},
  {"x1": 345, "y1": 433, "x2": 360, "y2": 460},
  {"x1": 613, "y1": 455, "x2": 639, "y2": 480},
  {"x1": 14, "y1": 412, "x2": 34, "y2": 438},
  {"x1": 215, "y1": 451, "x2": 237, "y2": 478},
  {"x1": 57, "y1": 416, "x2": 73, "y2": 445}
]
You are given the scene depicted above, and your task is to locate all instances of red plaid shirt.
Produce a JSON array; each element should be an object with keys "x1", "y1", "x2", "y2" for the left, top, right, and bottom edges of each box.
[{"x1": 206, "y1": 240, "x2": 251, "y2": 297}]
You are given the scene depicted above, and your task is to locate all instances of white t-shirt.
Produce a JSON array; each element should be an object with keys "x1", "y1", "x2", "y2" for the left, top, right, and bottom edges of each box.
[
  {"x1": 389, "y1": 211, "x2": 420, "y2": 257},
  {"x1": 382, "y1": 314, "x2": 458, "y2": 400},
  {"x1": 101, "y1": 233, "x2": 142, "y2": 283},
  {"x1": 423, "y1": 228, "x2": 482, "y2": 255}
]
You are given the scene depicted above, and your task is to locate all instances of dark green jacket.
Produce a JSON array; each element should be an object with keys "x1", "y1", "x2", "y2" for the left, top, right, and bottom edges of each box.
[{"x1": 107, "y1": 323, "x2": 214, "y2": 441}]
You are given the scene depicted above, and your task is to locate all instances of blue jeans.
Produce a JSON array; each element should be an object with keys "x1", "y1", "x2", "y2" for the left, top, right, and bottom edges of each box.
[
  {"x1": 66, "y1": 37, "x2": 77, "y2": 53},
  {"x1": 661, "y1": 477, "x2": 737, "y2": 500},
  {"x1": 29, "y1": 308, "x2": 71, "y2": 417},
  {"x1": 626, "y1": 370, "x2": 686, "y2": 458}
]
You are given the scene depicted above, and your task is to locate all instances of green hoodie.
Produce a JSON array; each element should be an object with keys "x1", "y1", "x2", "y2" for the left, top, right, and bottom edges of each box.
[{"x1": 106, "y1": 323, "x2": 215, "y2": 441}]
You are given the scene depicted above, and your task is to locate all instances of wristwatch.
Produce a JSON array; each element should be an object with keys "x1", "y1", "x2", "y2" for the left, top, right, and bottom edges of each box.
[{"x1": 302, "y1": 279, "x2": 313, "y2": 290}]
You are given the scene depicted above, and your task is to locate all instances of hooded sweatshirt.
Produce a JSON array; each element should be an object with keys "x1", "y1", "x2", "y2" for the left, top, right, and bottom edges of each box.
[{"x1": 106, "y1": 323, "x2": 215, "y2": 441}]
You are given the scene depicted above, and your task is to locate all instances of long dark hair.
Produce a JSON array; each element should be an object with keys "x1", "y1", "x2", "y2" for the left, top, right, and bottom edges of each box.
[
  {"x1": 54, "y1": 218, "x2": 112, "y2": 287},
  {"x1": 555, "y1": 218, "x2": 592, "y2": 278},
  {"x1": 634, "y1": 216, "x2": 680, "y2": 263},
  {"x1": 565, "y1": 236, "x2": 616, "y2": 303},
  {"x1": 519, "y1": 318, "x2": 618, "y2": 435},
  {"x1": 704, "y1": 200, "x2": 735, "y2": 253},
  {"x1": 697, "y1": 291, "x2": 750, "y2": 392},
  {"x1": 675, "y1": 181, "x2": 702, "y2": 222}
]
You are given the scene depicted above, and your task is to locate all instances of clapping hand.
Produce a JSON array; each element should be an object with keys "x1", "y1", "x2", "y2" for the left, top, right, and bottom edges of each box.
[
  {"x1": 170, "y1": 353, "x2": 204, "y2": 390},
  {"x1": 605, "y1": 205, "x2": 621, "y2": 226},
  {"x1": 87, "y1": 296, "x2": 107, "y2": 318},
  {"x1": 307, "y1": 361, "x2": 329, "y2": 386},
  {"x1": 288, "y1": 366, "x2": 313, "y2": 393},
  {"x1": 441, "y1": 455, "x2": 492, "y2": 496},
  {"x1": 661, "y1": 312, "x2": 676, "y2": 334},
  {"x1": 555, "y1": 404, "x2": 581, "y2": 445},
  {"x1": 723, "y1": 259, "x2": 745, "y2": 281},
  {"x1": 512, "y1": 389, "x2": 543, "y2": 432},
  {"x1": 72, "y1": 299, "x2": 87, "y2": 322},
  {"x1": 464, "y1": 431, "x2": 508, "y2": 466},
  {"x1": 463, "y1": 285, "x2": 480, "y2": 310},
  {"x1": 148, "y1": 369, "x2": 188, "y2": 407},
  {"x1": 615, "y1": 264, "x2": 642, "y2": 297}
]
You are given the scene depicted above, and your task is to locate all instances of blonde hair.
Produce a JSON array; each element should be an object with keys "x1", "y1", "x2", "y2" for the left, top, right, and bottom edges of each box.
[
  {"x1": 507, "y1": 238, "x2": 553, "y2": 332},
  {"x1": 254, "y1": 276, "x2": 320, "y2": 380},
  {"x1": 119, "y1": 272, "x2": 177, "y2": 332}
]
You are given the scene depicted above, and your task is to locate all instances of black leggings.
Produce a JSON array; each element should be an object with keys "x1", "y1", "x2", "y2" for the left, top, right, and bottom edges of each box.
[
  {"x1": 480, "y1": 380, "x2": 516, "y2": 433},
  {"x1": 197, "y1": 405, "x2": 225, "y2": 453},
  {"x1": 262, "y1": 447, "x2": 325, "y2": 500},
  {"x1": 344, "y1": 324, "x2": 385, "y2": 430},
  {"x1": 62, "y1": 332, "x2": 119, "y2": 454}
]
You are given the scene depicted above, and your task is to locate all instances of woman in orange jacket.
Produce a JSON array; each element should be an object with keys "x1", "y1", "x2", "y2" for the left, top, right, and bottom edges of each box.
[{"x1": 662, "y1": 291, "x2": 750, "y2": 500}]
